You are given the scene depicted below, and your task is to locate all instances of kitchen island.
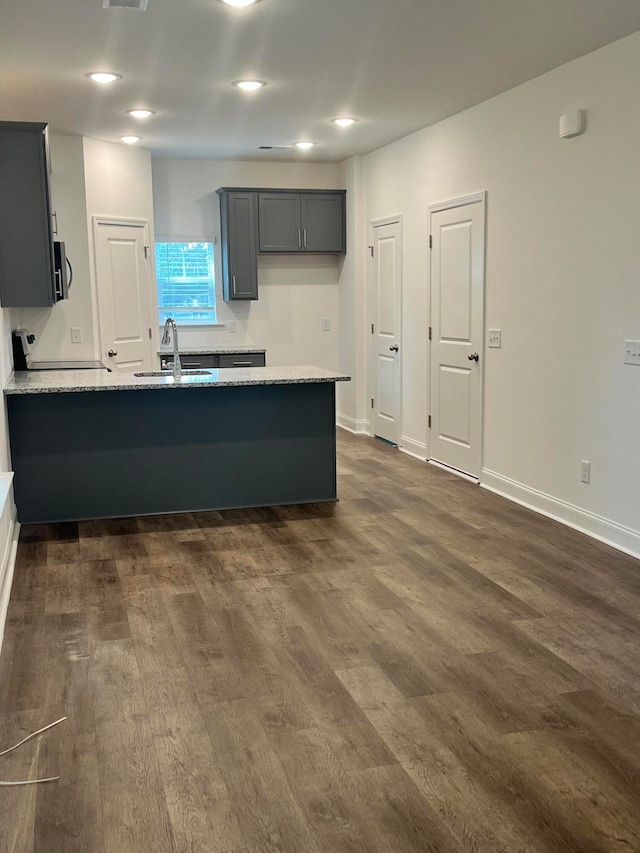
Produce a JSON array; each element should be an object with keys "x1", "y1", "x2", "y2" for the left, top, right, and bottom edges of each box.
[{"x1": 5, "y1": 366, "x2": 350, "y2": 523}]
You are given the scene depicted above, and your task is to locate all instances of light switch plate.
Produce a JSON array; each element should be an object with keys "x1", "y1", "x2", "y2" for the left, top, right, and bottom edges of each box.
[
  {"x1": 71, "y1": 327, "x2": 83, "y2": 344},
  {"x1": 322, "y1": 318, "x2": 331, "y2": 331},
  {"x1": 624, "y1": 340, "x2": 640, "y2": 365},
  {"x1": 488, "y1": 329, "x2": 501, "y2": 348},
  {"x1": 227, "y1": 320, "x2": 236, "y2": 333}
]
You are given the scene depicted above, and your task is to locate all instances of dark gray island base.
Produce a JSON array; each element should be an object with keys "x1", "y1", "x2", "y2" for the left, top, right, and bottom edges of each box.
[{"x1": 7, "y1": 375, "x2": 344, "y2": 523}]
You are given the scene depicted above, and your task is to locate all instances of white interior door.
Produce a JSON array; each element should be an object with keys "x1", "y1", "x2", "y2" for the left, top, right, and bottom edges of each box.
[
  {"x1": 94, "y1": 218, "x2": 155, "y2": 373},
  {"x1": 429, "y1": 194, "x2": 485, "y2": 478},
  {"x1": 371, "y1": 219, "x2": 402, "y2": 443}
]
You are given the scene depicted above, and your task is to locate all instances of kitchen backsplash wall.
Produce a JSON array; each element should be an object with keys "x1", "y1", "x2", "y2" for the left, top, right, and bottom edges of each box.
[
  {"x1": 169, "y1": 254, "x2": 340, "y2": 370},
  {"x1": 152, "y1": 158, "x2": 344, "y2": 369},
  {"x1": 13, "y1": 144, "x2": 345, "y2": 372}
]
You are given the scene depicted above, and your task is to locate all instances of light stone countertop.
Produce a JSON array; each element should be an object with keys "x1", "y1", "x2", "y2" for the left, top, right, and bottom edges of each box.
[
  {"x1": 4, "y1": 366, "x2": 350, "y2": 395},
  {"x1": 157, "y1": 347, "x2": 266, "y2": 356}
]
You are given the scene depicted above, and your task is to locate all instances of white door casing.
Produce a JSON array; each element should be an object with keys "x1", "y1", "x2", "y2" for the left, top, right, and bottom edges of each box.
[
  {"x1": 370, "y1": 217, "x2": 402, "y2": 444},
  {"x1": 429, "y1": 193, "x2": 486, "y2": 478},
  {"x1": 93, "y1": 217, "x2": 155, "y2": 373}
]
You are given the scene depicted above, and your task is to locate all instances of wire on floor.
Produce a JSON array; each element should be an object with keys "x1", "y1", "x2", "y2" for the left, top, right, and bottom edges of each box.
[{"x1": 0, "y1": 716, "x2": 67, "y2": 786}]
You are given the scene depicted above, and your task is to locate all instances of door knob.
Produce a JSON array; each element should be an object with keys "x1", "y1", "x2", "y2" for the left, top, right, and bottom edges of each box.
[
  {"x1": 468, "y1": 352, "x2": 479, "y2": 362},
  {"x1": 389, "y1": 345, "x2": 399, "y2": 352},
  {"x1": 108, "y1": 349, "x2": 118, "y2": 358}
]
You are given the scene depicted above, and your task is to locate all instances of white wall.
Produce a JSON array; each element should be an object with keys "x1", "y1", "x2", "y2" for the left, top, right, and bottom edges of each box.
[
  {"x1": 151, "y1": 159, "x2": 344, "y2": 370},
  {"x1": 83, "y1": 137, "x2": 156, "y2": 361},
  {"x1": 336, "y1": 156, "x2": 368, "y2": 432},
  {"x1": 357, "y1": 31, "x2": 640, "y2": 555}
]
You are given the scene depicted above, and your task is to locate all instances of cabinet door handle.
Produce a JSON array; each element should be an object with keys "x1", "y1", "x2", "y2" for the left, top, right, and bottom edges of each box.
[
  {"x1": 108, "y1": 349, "x2": 118, "y2": 358},
  {"x1": 232, "y1": 274, "x2": 236, "y2": 294},
  {"x1": 182, "y1": 362, "x2": 201, "y2": 367},
  {"x1": 232, "y1": 361, "x2": 253, "y2": 366},
  {"x1": 303, "y1": 228, "x2": 307, "y2": 249}
]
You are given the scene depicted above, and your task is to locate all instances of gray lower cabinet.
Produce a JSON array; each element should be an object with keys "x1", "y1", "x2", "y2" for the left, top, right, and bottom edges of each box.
[
  {"x1": 159, "y1": 351, "x2": 265, "y2": 370},
  {"x1": 258, "y1": 191, "x2": 345, "y2": 254},
  {"x1": 8, "y1": 381, "x2": 337, "y2": 523},
  {"x1": 217, "y1": 353, "x2": 265, "y2": 368},
  {"x1": 217, "y1": 190, "x2": 258, "y2": 301},
  {"x1": 0, "y1": 121, "x2": 57, "y2": 308},
  {"x1": 160, "y1": 354, "x2": 218, "y2": 369}
]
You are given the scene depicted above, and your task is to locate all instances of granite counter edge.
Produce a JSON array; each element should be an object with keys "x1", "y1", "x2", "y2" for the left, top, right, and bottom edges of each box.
[{"x1": 5, "y1": 375, "x2": 351, "y2": 395}]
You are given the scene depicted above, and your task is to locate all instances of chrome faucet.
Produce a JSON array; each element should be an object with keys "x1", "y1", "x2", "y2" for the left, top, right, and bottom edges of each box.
[{"x1": 161, "y1": 317, "x2": 181, "y2": 379}]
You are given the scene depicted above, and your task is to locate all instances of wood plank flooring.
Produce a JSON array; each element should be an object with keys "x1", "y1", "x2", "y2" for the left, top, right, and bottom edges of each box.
[{"x1": 1, "y1": 430, "x2": 640, "y2": 852}]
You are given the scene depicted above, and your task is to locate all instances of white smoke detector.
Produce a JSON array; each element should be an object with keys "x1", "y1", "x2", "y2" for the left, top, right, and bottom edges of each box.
[
  {"x1": 103, "y1": 0, "x2": 149, "y2": 9},
  {"x1": 559, "y1": 110, "x2": 585, "y2": 138}
]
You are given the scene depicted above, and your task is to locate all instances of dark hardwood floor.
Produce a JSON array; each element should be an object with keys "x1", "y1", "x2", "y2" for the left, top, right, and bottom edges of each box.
[{"x1": 1, "y1": 430, "x2": 640, "y2": 852}]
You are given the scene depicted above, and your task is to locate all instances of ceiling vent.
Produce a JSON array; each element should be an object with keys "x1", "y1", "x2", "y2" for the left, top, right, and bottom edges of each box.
[{"x1": 103, "y1": 0, "x2": 149, "y2": 9}]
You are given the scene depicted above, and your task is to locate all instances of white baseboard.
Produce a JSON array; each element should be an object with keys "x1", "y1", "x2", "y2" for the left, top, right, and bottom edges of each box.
[
  {"x1": 0, "y1": 473, "x2": 18, "y2": 657},
  {"x1": 399, "y1": 436, "x2": 428, "y2": 461},
  {"x1": 337, "y1": 413, "x2": 371, "y2": 435},
  {"x1": 481, "y1": 468, "x2": 640, "y2": 560}
]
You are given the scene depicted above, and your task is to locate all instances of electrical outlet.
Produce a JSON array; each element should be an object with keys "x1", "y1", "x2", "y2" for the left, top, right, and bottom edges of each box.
[
  {"x1": 71, "y1": 327, "x2": 83, "y2": 344},
  {"x1": 227, "y1": 320, "x2": 236, "y2": 333},
  {"x1": 580, "y1": 460, "x2": 591, "y2": 484},
  {"x1": 624, "y1": 340, "x2": 640, "y2": 365},
  {"x1": 488, "y1": 329, "x2": 501, "y2": 348},
  {"x1": 321, "y1": 318, "x2": 331, "y2": 331}
]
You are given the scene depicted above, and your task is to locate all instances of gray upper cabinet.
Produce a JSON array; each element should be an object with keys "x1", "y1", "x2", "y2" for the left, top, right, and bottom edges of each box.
[
  {"x1": 300, "y1": 193, "x2": 345, "y2": 253},
  {"x1": 0, "y1": 121, "x2": 56, "y2": 308},
  {"x1": 258, "y1": 190, "x2": 345, "y2": 254},
  {"x1": 217, "y1": 190, "x2": 259, "y2": 300},
  {"x1": 217, "y1": 186, "x2": 346, "y2": 301},
  {"x1": 258, "y1": 193, "x2": 301, "y2": 252}
]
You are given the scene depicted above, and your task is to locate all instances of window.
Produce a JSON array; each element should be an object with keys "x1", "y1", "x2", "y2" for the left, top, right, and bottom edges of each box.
[{"x1": 155, "y1": 241, "x2": 216, "y2": 325}]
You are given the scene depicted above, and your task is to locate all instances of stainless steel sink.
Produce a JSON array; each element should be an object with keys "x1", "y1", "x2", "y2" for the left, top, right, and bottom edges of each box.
[{"x1": 133, "y1": 370, "x2": 213, "y2": 377}]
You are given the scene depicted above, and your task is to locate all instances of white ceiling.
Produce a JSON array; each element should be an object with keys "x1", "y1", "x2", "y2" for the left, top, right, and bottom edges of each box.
[{"x1": 1, "y1": 0, "x2": 640, "y2": 162}]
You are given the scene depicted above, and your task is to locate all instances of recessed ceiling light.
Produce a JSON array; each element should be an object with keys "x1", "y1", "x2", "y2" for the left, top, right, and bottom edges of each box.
[
  {"x1": 121, "y1": 136, "x2": 141, "y2": 144},
  {"x1": 219, "y1": 0, "x2": 260, "y2": 6},
  {"x1": 103, "y1": 0, "x2": 148, "y2": 8},
  {"x1": 127, "y1": 109, "x2": 155, "y2": 119},
  {"x1": 332, "y1": 117, "x2": 357, "y2": 127},
  {"x1": 86, "y1": 72, "x2": 121, "y2": 84},
  {"x1": 233, "y1": 80, "x2": 266, "y2": 91},
  {"x1": 295, "y1": 141, "x2": 315, "y2": 150}
]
